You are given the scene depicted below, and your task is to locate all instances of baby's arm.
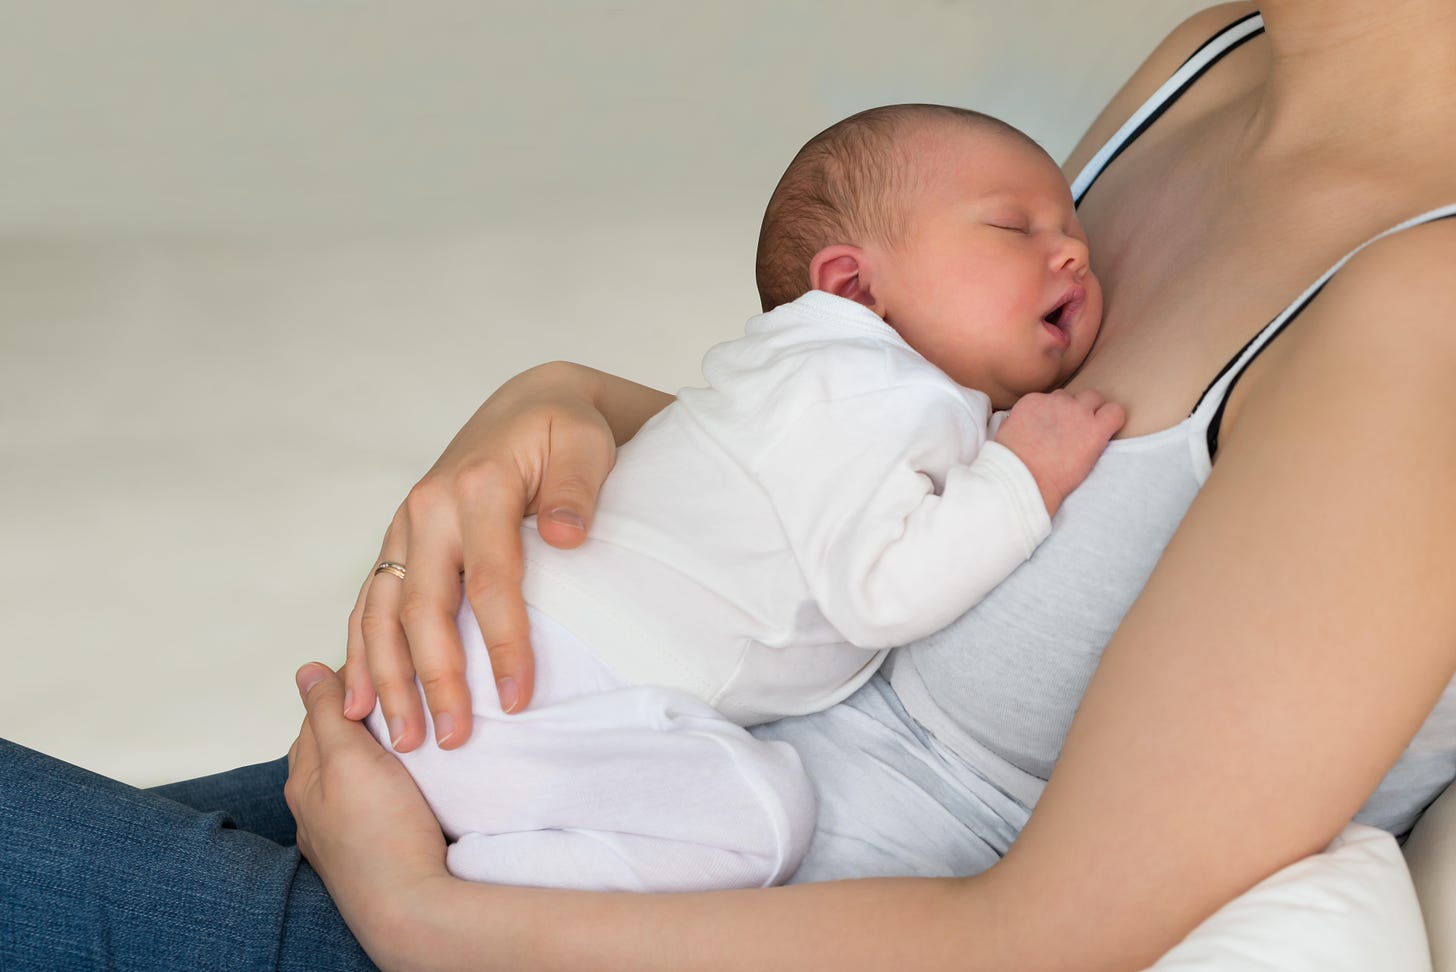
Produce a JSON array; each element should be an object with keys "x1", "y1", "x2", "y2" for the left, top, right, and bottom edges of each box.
[
  {"x1": 753, "y1": 384, "x2": 1121, "y2": 648},
  {"x1": 992, "y1": 388, "x2": 1125, "y2": 516}
]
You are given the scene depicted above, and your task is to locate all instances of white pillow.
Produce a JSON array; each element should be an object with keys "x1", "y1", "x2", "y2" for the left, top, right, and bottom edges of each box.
[
  {"x1": 1148, "y1": 823, "x2": 1431, "y2": 971},
  {"x1": 1404, "y1": 783, "x2": 1456, "y2": 972}
]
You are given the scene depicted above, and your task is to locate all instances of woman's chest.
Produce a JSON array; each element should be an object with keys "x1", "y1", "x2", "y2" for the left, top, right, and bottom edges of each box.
[
  {"x1": 1066, "y1": 148, "x2": 1401, "y2": 436},
  {"x1": 897, "y1": 434, "x2": 1207, "y2": 779}
]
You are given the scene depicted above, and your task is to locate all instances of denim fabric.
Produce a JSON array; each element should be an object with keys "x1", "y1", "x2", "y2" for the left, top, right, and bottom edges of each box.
[
  {"x1": 149, "y1": 756, "x2": 298, "y2": 847},
  {"x1": 0, "y1": 739, "x2": 376, "y2": 971}
]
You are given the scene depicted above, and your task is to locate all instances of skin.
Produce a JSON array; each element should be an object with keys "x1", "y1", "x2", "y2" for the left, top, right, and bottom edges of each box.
[
  {"x1": 808, "y1": 123, "x2": 1121, "y2": 511},
  {"x1": 294, "y1": 1, "x2": 1456, "y2": 969},
  {"x1": 811, "y1": 123, "x2": 1123, "y2": 514},
  {"x1": 845, "y1": 129, "x2": 1103, "y2": 410}
]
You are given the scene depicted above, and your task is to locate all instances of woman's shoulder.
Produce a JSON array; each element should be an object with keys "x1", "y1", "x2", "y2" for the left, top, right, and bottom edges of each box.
[
  {"x1": 1223, "y1": 214, "x2": 1456, "y2": 449},
  {"x1": 1062, "y1": 3, "x2": 1257, "y2": 178},
  {"x1": 1302, "y1": 214, "x2": 1456, "y2": 351}
]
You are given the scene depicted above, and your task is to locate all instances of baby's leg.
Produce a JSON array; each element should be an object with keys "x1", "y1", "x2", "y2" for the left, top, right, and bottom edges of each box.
[
  {"x1": 369, "y1": 606, "x2": 816, "y2": 892},
  {"x1": 440, "y1": 686, "x2": 815, "y2": 890}
]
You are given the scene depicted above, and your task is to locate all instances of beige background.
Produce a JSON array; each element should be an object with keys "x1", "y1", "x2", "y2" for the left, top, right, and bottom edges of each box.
[{"x1": 1, "y1": 0, "x2": 1209, "y2": 785}]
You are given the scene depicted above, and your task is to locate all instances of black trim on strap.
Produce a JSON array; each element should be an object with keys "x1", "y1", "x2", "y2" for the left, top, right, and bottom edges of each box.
[
  {"x1": 1173, "y1": 10, "x2": 1263, "y2": 74},
  {"x1": 1075, "y1": 12, "x2": 1263, "y2": 208},
  {"x1": 1203, "y1": 279, "x2": 1327, "y2": 461},
  {"x1": 1204, "y1": 211, "x2": 1456, "y2": 461},
  {"x1": 1193, "y1": 323, "x2": 1262, "y2": 415}
]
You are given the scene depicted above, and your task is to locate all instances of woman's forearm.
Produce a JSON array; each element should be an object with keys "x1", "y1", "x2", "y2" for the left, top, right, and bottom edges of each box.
[{"x1": 384, "y1": 873, "x2": 1015, "y2": 972}]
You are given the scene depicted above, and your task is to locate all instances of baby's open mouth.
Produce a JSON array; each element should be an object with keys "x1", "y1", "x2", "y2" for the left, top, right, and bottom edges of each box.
[{"x1": 1042, "y1": 286, "x2": 1085, "y2": 342}]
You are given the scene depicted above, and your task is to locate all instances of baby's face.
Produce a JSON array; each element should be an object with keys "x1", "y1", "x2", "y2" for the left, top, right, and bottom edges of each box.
[{"x1": 872, "y1": 127, "x2": 1102, "y2": 409}]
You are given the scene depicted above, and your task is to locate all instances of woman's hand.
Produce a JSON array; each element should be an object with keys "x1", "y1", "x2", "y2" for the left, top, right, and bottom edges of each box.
[
  {"x1": 341, "y1": 361, "x2": 672, "y2": 753},
  {"x1": 286, "y1": 663, "x2": 451, "y2": 962}
]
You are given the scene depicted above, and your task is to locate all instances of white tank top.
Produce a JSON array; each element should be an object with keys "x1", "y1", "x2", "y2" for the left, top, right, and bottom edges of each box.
[{"x1": 886, "y1": 12, "x2": 1456, "y2": 835}]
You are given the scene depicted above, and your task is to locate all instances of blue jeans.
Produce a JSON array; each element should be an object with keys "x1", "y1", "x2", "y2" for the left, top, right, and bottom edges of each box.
[{"x1": 0, "y1": 738, "x2": 376, "y2": 971}]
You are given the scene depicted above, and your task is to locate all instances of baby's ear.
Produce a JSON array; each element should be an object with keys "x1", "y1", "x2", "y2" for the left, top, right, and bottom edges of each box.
[{"x1": 809, "y1": 245, "x2": 880, "y2": 311}]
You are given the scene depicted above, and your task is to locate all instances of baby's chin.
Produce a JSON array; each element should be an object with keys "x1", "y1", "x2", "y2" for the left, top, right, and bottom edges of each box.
[{"x1": 1051, "y1": 346, "x2": 1095, "y2": 389}]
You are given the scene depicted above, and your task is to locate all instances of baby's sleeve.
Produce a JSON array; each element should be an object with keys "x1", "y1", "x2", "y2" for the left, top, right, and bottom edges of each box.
[{"x1": 748, "y1": 384, "x2": 1050, "y2": 648}]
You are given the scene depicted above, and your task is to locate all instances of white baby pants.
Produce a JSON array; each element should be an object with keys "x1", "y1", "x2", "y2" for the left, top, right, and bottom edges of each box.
[{"x1": 367, "y1": 604, "x2": 816, "y2": 892}]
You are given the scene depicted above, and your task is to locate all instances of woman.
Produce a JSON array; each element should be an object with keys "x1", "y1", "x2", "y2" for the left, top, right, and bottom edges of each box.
[{"x1": 5, "y1": 2, "x2": 1455, "y2": 969}]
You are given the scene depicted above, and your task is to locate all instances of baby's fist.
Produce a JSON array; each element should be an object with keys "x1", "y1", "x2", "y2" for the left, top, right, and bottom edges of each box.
[{"x1": 993, "y1": 389, "x2": 1125, "y2": 516}]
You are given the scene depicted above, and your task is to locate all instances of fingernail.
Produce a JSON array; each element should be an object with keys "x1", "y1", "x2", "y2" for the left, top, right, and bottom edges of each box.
[
  {"x1": 297, "y1": 666, "x2": 325, "y2": 697},
  {"x1": 343, "y1": 688, "x2": 355, "y2": 714},
  {"x1": 434, "y1": 711, "x2": 457, "y2": 745},
  {"x1": 387, "y1": 715, "x2": 406, "y2": 749},
  {"x1": 546, "y1": 508, "x2": 584, "y2": 531},
  {"x1": 497, "y1": 676, "x2": 520, "y2": 714},
  {"x1": 428, "y1": 707, "x2": 457, "y2": 745}
]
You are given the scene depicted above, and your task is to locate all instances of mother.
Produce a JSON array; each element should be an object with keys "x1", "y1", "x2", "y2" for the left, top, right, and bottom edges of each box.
[{"x1": 7, "y1": 2, "x2": 1456, "y2": 970}]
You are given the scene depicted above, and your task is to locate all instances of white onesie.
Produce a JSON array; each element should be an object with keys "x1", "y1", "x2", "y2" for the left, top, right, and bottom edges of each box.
[{"x1": 369, "y1": 289, "x2": 1051, "y2": 891}]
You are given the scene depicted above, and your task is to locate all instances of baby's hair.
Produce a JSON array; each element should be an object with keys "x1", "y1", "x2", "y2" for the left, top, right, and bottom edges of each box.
[{"x1": 754, "y1": 104, "x2": 1045, "y2": 312}]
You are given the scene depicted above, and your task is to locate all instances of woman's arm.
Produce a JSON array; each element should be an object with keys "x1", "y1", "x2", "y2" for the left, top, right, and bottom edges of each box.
[
  {"x1": 341, "y1": 361, "x2": 673, "y2": 752},
  {"x1": 987, "y1": 220, "x2": 1456, "y2": 965},
  {"x1": 315, "y1": 226, "x2": 1456, "y2": 972},
  {"x1": 291, "y1": 664, "x2": 1016, "y2": 972}
]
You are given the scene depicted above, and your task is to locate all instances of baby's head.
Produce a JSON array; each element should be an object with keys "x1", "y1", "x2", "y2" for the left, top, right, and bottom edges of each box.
[{"x1": 755, "y1": 104, "x2": 1102, "y2": 408}]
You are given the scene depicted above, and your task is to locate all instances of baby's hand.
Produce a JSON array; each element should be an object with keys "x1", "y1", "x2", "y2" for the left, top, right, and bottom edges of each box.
[{"x1": 993, "y1": 389, "x2": 1125, "y2": 516}]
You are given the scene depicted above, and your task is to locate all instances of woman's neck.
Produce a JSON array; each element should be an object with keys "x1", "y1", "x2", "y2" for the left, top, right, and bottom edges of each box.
[{"x1": 1243, "y1": 0, "x2": 1456, "y2": 161}]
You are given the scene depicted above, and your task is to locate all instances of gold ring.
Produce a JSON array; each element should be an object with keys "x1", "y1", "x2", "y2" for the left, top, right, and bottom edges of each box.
[{"x1": 373, "y1": 561, "x2": 407, "y2": 581}]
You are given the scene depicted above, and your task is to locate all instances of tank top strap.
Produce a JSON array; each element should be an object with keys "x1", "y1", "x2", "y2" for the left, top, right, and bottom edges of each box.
[
  {"x1": 1188, "y1": 204, "x2": 1456, "y2": 474},
  {"x1": 1070, "y1": 11, "x2": 1264, "y2": 205}
]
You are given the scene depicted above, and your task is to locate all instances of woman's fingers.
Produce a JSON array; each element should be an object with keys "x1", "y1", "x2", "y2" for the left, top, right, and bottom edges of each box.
[
  {"x1": 532, "y1": 405, "x2": 615, "y2": 549},
  {"x1": 285, "y1": 733, "x2": 301, "y2": 776},
  {"x1": 359, "y1": 513, "x2": 428, "y2": 752},
  {"x1": 341, "y1": 570, "x2": 380, "y2": 721},
  {"x1": 459, "y1": 478, "x2": 535, "y2": 718},
  {"x1": 452, "y1": 409, "x2": 615, "y2": 717},
  {"x1": 350, "y1": 367, "x2": 624, "y2": 749},
  {"x1": 286, "y1": 661, "x2": 449, "y2": 952},
  {"x1": 468, "y1": 401, "x2": 618, "y2": 711},
  {"x1": 396, "y1": 503, "x2": 472, "y2": 748},
  {"x1": 284, "y1": 665, "x2": 328, "y2": 842},
  {"x1": 296, "y1": 663, "x2": 356, "y2": 745},
  {"x1": 457, "y1": 397, "x2": 614, "y2": 713}
]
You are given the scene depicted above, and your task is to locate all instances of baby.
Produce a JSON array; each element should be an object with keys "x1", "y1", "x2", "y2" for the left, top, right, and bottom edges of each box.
[{"x1": 368, "y1": 103, "x2": 1122, "y2": 892}]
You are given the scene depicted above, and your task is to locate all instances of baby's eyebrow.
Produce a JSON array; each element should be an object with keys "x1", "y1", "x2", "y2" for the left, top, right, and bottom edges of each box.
[{"x1": 969, "y1": 187, "x2": 1027, "y2": 207}]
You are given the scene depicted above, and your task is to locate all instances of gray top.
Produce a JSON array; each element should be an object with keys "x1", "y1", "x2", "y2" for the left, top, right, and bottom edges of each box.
[{"x1": 887, "y1": 12, "x2": 1456, "y2": 837}]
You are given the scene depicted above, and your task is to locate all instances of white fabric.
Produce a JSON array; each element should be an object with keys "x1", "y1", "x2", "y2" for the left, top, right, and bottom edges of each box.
[
  {"x1": 1148, "y1": 824, "x2": 1430, "y2": 972},
  {"x1": 524, "y1": 289, "x2": 1049, "y2": 725},
  {"x1": 368, "y1": 606, "x2": 818, "y2": 891},
  {"x1": 1404, "y1": 782, "x2": 1456, "y2": 972},
  {"x1": 756, "y1": 678, "x2": 1433, "y2": 971},
  {"x1": 369, "y1": 289, "x2": 1049, "y2": 891}
]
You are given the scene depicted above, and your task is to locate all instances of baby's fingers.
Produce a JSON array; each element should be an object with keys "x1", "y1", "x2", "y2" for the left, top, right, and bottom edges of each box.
[{"x1": 1094, "y1": 400, "x2": 1127, "y2": 436}]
